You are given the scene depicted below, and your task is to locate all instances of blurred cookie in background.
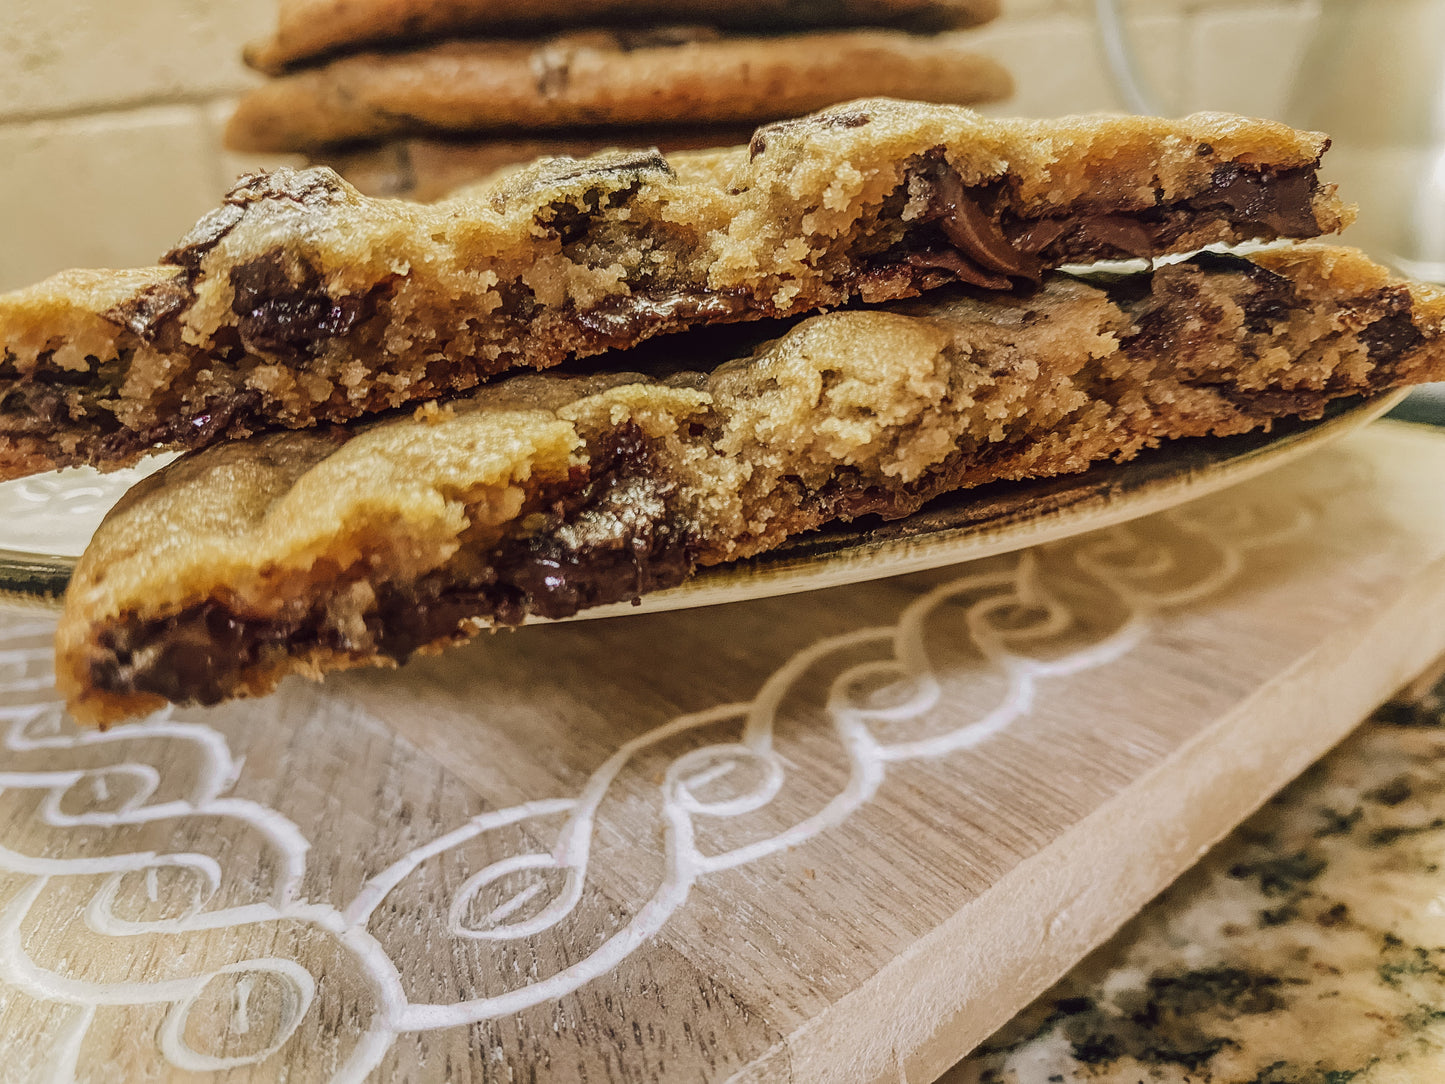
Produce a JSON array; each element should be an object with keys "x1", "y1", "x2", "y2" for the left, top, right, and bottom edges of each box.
[
  {"x1": 244, "y1": 0, "x2": 1003, "y2": 74},
  {"x1": 226, "y1": 27, "x2": 1012, "y2": 155},
  {"x1": 231, "y1": 1, "x2": 1013, "y2": 202}
]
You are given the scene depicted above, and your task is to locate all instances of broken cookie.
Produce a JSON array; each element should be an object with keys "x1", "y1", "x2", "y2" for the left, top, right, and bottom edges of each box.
[
  {"x1": 0, "y1": 101, "x2": 1350, "y2": 480},
  {"x1": 56, "y1": 244, "x2": 1445, "y2": 725}
]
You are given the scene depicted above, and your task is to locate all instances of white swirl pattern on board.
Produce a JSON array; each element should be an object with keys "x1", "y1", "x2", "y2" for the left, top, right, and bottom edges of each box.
[{"x1": 0, "y1": 495, "x2": 1311, "y2": 1080}]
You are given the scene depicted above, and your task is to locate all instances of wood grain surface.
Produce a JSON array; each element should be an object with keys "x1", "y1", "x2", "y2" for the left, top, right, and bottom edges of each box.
[{"x1": 4, "y1": 420, "x2": 1445, "y2": 1083}]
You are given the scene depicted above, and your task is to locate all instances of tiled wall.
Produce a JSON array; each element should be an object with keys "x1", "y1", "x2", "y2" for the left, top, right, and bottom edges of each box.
[
  {"x1": 0, "y1": 0, "x2": 291, "y2": 293},
  {"x1": 0, "y1": 0, "x2": 1322, "y2": 292}
]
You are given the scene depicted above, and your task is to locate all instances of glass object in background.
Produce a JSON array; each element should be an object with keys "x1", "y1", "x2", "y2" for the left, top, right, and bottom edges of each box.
[
  {"x1": 1095, "y1": 0, "x2": 1444, "y2": 283},
  {"x1": 1285, "y1": 0, "x2": 1445, "y2": 283},
  {"x1": 1287, "y1": 0, "x2": 1445, "y2": 416},
  {"x1": 1093, "y1": 0, "x2": 1157, "y2": 116},
  {"x1": 1096, "y1": 0, "x2": 1445, "y2": 415}
]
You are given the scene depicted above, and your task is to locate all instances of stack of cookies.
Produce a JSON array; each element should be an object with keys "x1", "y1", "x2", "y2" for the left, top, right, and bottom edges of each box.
[
  {"x1": 226, "y1": 0, "x2": 1012, "y2": 200},
  {"x1": 6, "y1": 97, "x2": 1445, "y2": 723}
]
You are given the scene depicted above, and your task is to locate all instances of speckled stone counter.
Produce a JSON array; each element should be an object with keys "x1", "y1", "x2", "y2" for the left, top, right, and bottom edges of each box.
[{"x1": 948, "y1": 657, "x2": 1445, "y2": 1084}]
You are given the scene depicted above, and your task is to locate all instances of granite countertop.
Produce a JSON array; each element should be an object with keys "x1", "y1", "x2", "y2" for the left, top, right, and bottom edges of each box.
[{"x1": 949, "y1": 653, "x2": 1445, "y2": 1084}]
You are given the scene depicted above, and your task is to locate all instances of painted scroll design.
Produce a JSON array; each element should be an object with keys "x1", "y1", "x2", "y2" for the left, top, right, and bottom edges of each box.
[{"x1": 0, "y1": 493, "x2": 1315, "y2": 1080}]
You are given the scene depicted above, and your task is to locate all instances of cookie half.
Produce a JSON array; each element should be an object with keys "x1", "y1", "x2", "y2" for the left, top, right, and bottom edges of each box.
[
  {"x1": 56, "y1": 245, "x2": 1445, "y2": 725},
  {"x1": 225, "y1": 29, "x2": 1014, "y2": 153},
  {"x1": 0, "y1": 101, "x2": 1351, "y2": 481},
  {"x1": 245, "y1": 0, "x2": 1002, "y2": 75}
]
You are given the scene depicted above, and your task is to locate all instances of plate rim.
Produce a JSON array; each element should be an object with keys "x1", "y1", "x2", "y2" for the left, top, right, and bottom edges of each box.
[{"x1": 0, "y1": 390, "x2": 1412, "y2": 616}]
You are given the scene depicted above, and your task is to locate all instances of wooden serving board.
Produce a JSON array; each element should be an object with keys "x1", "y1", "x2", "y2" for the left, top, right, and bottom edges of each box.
[{"x1": 4, "y1": 420, "x2": 1445, "y2": 1084}]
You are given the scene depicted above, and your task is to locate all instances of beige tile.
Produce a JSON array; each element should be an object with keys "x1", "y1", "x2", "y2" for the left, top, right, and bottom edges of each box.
[
  {"x1": 971, "y1": 16, "x2": 1116, "y2": 118},
  {"x1": 993, "y1": 0, "x2": 1064, "y2": 21},
  {"x1": 972, "y1": 12, "x2": 1184, "y2": 119},
  {"x1": 0, "y1": 0, "x2": 272, "y2": 121},
  {"x1": 1051, "y1": 0, "x2": 1184, "y2": 14},
  {"x1": 1183, "y1": 3, "x2": 1323, "y2": 118},
  {"x1": 1102, "y1": 12, "x2": 1190, "y2": 116},
  {"x1": 1053, "y1": 0, "x2": 1310, "y2": 11},
  {"x1": 0, "y1": 106, "x2": 221, "y2": 292}
]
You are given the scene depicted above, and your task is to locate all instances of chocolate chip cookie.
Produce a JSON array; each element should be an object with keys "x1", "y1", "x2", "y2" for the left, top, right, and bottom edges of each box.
[
  {"x1": 244, "y1": 0, "x2": 1002, "y2": 75},
  {"x1": 56, "y1": 244, "x2": 1445, "y2": 725},
  {"x1": 0, "y1": 101, "x2": 1351, "y2": 481},
  {"x1": 225, "y1": 29, "x2": 1013, "y2": 153}
]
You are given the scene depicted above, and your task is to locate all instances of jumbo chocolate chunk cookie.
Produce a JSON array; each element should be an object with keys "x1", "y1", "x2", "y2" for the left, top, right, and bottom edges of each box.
[
  {"x1": 226, "y1": 29, "x2": 1013, "y2": 153},
  {"x1": 244, "y1": 0, "x2": 1002, "y2": 75},
  {"x1": 57, "y1": 244, "x2": 1445, "y2": 725},
  {"x1": 2, "y1": 101, "x2": 1350, "y2": 480}
]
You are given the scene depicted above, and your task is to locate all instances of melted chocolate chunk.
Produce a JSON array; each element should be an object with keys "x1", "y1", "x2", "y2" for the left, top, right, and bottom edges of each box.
[
  {"x1": 806, "y1": 438, "x2": 1021, "y2": 527},
  {"x1": 890, "y1": 153, "x2": 1042, "y2": 290},
  {"x1": 1361, "y1": 313, "x2": 1426, "y2": 363},
  {"x1": 372, "y1": 426, "x2": 694, "y2": 653},
  {"x1": 123, "y1": 171, "x2": 376, "y2": 359},
  {"x1": 1186, "y1": 249, "x2": 1287, "y2": 283},
  {"x1": 1185, "y1": 251, "x2": 1299, "y2": 333},
  {"x1": 1110, "y1": 251, "x2": 1309, "y2": 361},
  {"x1": 4, "y1": 383, "x2": 74, "y2": 428},
  {"x1": 1013, "y1": 213, "x2": 1162, "y2": 261},
  {"x1": 1359, "y1": 290, "x2": 1427, "y2": 365},
  {"x1": 105, "y1": 276, "x2": 195, "y2": 350},
  {"x1": 929, "y1": 167, "x2": 1043, "y2": 282},
  {"x1": 95, "y1": 390, "x2": 268, "y2": 461},
  {"x1": 228, "y1": 252, "x2": 369, "y2": 358},
  {"x1": 1091, "y1": 270, "x2": 1155, "y2": 306},
  {"x1": 93, "y1": 605, "x2": 253, "y2": 706},
  {"x1": 1198, "y1": 164, "x2": 1320, "y2": 237},
  {"x1": 905, "y1": 246, "x2": 1012, "y2": 290},
  {"x1": 876, "y1": 159, "x2": 1323, "y2": 299},
  {"x1": 86, "y1": 424, "x2": 698, "y2": 705}
]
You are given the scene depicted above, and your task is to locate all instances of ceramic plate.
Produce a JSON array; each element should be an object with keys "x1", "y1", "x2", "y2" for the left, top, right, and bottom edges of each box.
[{"x1": 0, "y1": 390, "x2": 1409, "y2": 614}]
